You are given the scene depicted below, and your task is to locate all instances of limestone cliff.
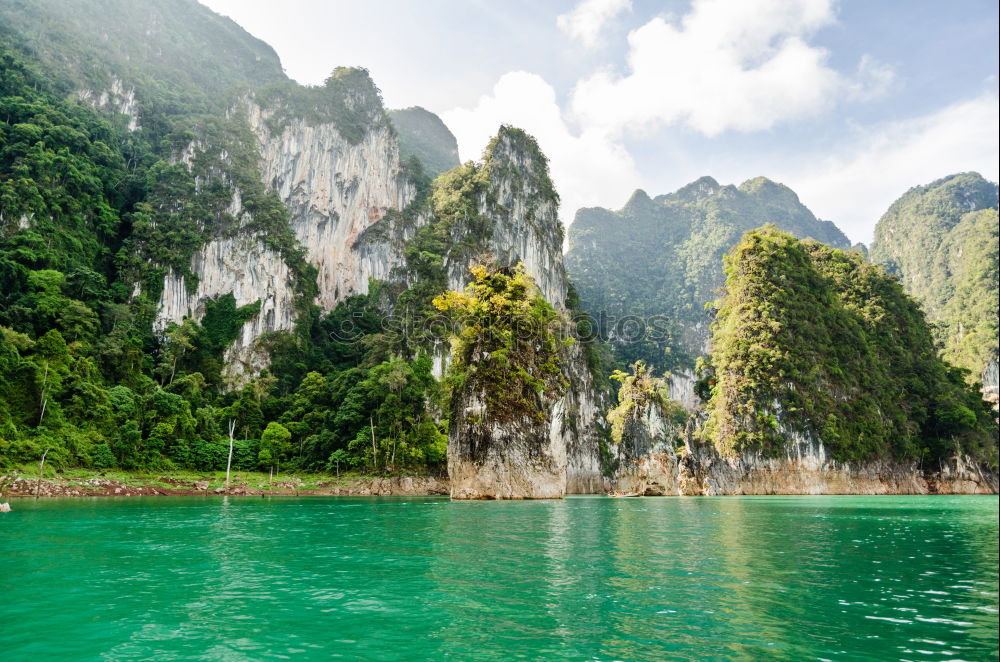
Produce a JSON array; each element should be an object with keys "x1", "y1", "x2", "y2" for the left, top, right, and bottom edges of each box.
[
  {"x1": 247, "y1": 100, "x2": 416, "y2": 309},
  {"x1": 613, "y1": 413, "x2": 998, "y2": 495},
  {"x1": 155, "y1": 234, "x2": 296, "y2": 383},
  {"x1": 153, "y1": 81, "x2": 417, "y2": 381},
  {"x1": 76, "y1": 76, "x2": 140, "y2": 131},
  {"x1": 610, "y1": 399, "x2": 683, "y2": 496},
  {"x1": 448, "y1": 391, "x2": 568, "y2": 500},
  {"x1": 437, "y1": 128, "x2": 605, "y2": 498}
]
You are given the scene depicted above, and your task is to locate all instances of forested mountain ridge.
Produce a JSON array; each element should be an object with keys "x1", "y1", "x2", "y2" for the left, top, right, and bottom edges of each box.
[
  {"x1": 870, "y1": 173, "x2": 999, "y2": 403},
  {"x1": 0, "y1": 0, "x2": 285, "y2": 117},
  {"x1": 565, "y1": 175, "x2": 851, "y2": 374}
]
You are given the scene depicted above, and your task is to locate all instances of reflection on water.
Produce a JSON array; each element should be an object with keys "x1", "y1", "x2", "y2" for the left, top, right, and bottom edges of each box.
[{"x1": 2, "y1": 495, "x2": 997, "y2": 660}]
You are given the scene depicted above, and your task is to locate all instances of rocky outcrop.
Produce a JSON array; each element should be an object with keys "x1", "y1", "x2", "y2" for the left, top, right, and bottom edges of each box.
[
  {"x1": 443, "y1": 128, "x2": 605, "y2": 498},
  {"x1": 155, "y1": 96, "x2": 418, "y2": 383},
  {"x1": 247, "y1": 101, "x2": 416, "y2": 310},
  {"x1": 611, "y1": 401, "x2": 682, "y2": 496},
  {"x1": 155, "y1": 233, "x2": 297, "y2": 383},
  {"x1": 448, "y1": 392, "x2": 567, "y2": 500},
  {"x1": 610, "y1": 416, "x2": 998, "y2": 495},
  {"x1": 77, "y1": 76, "x2": 140, "y2": 131},
  {"x1": 444, "y1": 130, "x2": 568, "y2": 311}
]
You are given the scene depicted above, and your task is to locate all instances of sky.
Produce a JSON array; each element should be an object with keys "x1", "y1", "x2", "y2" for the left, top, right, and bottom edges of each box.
[{"x1": 199, "y1": 0, "x2": 999, "y2": 245}]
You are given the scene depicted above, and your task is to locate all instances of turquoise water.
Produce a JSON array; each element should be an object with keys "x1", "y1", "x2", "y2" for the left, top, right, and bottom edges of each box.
[{"x1": 2, "y1": 496, "x2": 997, "y2": 661}]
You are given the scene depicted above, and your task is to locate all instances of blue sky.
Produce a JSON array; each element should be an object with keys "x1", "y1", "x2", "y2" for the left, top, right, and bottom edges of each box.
[{"x1": 199, "y1": 0, "x2": 998, "y2": 245}]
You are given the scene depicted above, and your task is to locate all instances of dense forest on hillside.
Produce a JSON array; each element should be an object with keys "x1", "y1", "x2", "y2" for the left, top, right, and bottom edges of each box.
[
  {"x1": 870, "y1": 173, "x2": 999, "y2": 385},
  {"x1": 0, "y1": 1, "x2": 451, "y2": 474},
  {"x1": 701, "y1": 227, "x2": 997, "y2": 466}
]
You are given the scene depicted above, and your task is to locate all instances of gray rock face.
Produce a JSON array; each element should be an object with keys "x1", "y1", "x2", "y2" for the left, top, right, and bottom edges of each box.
[
  {"x1": 444, "y1": 133, "x2": 568, "y2": 311},
  {"x1": 155, "y1": 233, "x2": 297, "y2": 383},
  {"x1": 77, "y1": 76, "x2": 140, "y2": 131},
  {"x1": 443, "y1": 129, "x2": 604, "y2": 499},
  {"x1": 611, "y1": 414, "x2": 998, "y2": 495},
  {"x1": 247, "y1": 102, "x2": 416, "y2": 309},
  {"x1": 611, "y1": 401, "x2": 681, "y2": 496},
  {"x1": 154, "y1": 99, "x2": 417, "y2": 384},
  {"x1": 448, "y1": 392, "x2": 567, "y2": 500}
]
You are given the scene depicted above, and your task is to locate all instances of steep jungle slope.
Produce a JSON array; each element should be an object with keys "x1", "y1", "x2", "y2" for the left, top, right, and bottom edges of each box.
[
  {"x1": 701, "y1": 227, "x2": 996, "y2": 468},
  {"x1": 870, "y1": 173, "x2": 999, "y2": 402}
]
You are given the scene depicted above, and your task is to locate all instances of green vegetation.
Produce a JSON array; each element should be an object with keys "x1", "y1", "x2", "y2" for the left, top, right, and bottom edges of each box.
[
  {"x1": 389, "y1": 106, "x2": 460, "y2": 177},
  {"x1": 0, "y1": 1, "x2": 443, "y2": 476},
  {"x1": 870, "y1": 173, "x2": 999, "y2": 383},
  {"x1": 256, "y1": 67, "x2": 388, "y2": 141},
  {"x1": 0, "y1": 0, "x2": 284, "y2": 118},
  {"x1": 566, "y1": 176, "x2": 851, "y2": 374},
  {"x1": 607, "y1": 362, "x2": 685, "y2": 445},
  {"x1": 0, "y1": 466, "x2": 395, "y2": 493},
  {"x1": 433, "y1": 263, "x2": 570, "y2": 424},
  {"x1": 701, "y1": 227, "x2": 997, "y2": 466}
]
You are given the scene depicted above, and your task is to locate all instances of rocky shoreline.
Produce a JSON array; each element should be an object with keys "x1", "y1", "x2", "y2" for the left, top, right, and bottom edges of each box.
[
  {"x1": 0, "y1": 475, "x2": 450, "y2": 499},
  {"x1": 3, "y1": 467, "x2": 997, "y2": 500}
]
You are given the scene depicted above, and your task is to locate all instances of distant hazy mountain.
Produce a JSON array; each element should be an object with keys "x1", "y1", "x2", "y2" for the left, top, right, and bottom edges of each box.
[
  {"x1": 389, "y1": 107, "x2": 460, "y2": 177},
  {"x1": 565, "y1": 176, "x2": 851, "y2": 372},
  {"x1": 870, "y1": 172, "x2": 999, "y2": 397}
]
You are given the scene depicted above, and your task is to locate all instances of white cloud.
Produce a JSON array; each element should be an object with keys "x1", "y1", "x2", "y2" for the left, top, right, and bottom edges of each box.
[
  {"x1": 442, "y1": 71, "x2": 641, "y2": 228},
  {"x1": 570, "y1": 0, "x2": 891, "y2": 137},
  {"x1": 556, "y1": 0, "x2": 631, "y2": 49},
  {"x1": 778, "y1": 93, "x2": 1000, "y2": 245}
]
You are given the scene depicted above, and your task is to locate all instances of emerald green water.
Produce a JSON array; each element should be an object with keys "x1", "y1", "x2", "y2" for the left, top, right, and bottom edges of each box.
[{"x1": 2, "y1": 496, "x2": 997, "y2": 661}]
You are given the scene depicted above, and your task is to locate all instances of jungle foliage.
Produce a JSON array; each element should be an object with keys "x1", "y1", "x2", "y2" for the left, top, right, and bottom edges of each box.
[
  {"x1": 0, "y1": 2, "x2": 442, "y2": 474},
  {"x1": 433, "y1": 263, "x2": 570, "y2": 425},
  {"x1": 870, "y1": 173, "x2": 999, "y2": 383},
  {"x1": 701, "y1": 227, "x2": 997, "y2": 467}
]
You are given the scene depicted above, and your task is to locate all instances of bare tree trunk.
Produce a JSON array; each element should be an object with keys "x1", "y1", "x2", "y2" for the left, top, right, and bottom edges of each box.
[
  {"x1": 370, "y1": 416, "x2": 377, "y2": 472},
  {"x1": 38, "y1": 360, "x2": 49, "y2": 425},
  {"x1": 225, "y1": 419, "x2": 236, "y2": 489},
  {"x1": 35, "y1": 448, "x2": 49, "y2": 500},
  {"x1": 268, "y1": 465, "x2": 273, "y2": 493}
]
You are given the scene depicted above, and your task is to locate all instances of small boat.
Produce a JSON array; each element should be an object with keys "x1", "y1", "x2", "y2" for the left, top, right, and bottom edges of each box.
[
  {"x1": 607, "y1": 491, "x2": 642, "y2": 498},
  {"x1": 0, "y1": 502, "x2": 11, "y2": 512}
]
